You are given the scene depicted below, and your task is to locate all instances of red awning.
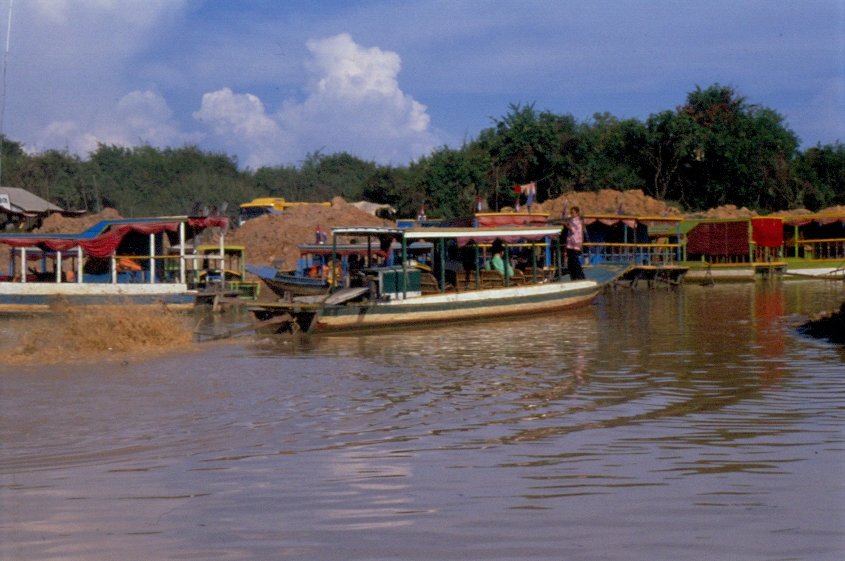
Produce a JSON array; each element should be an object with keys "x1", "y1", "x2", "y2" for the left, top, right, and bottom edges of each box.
[{"x1": 0, "y1": 222, "x2": 180, "y2": 257}]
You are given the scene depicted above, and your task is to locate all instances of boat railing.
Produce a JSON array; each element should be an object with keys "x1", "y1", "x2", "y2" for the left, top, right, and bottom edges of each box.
[
  {"x1": 2, "y1": 249, "x2": 241, "y2": 288},
  {"x1": 785, "y1": 237, "x2": 845, "y2": 261},
  {"x1": 584, "y1": 242, "x2": 682, "y2": 266}
]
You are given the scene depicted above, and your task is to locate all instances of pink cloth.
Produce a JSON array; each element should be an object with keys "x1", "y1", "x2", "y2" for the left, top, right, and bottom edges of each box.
[{"x1": 566, "y1": 216, "x2": 584, "y2": 251}]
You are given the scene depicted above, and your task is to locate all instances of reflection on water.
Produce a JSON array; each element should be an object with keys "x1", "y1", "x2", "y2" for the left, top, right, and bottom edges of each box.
[{"x1": 1, "y1": 281, "x2": 844, "y2": 560}]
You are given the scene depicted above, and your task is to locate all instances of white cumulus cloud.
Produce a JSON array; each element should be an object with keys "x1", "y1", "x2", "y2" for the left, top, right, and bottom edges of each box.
[
  {"x1": 195, "y1": 33, "x2": 438, "y2": 168},
  {"x1": 36, "y1": 90, "x2": 199, "y2": 156},
  {"x1": 194, "y1": 88, "x2": 293, "y2": 169}
]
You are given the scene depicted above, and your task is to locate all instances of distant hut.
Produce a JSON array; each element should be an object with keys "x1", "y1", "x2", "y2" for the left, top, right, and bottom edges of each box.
[{"x1": 0, "y1": 186, "x2": 70, "y2": 231}]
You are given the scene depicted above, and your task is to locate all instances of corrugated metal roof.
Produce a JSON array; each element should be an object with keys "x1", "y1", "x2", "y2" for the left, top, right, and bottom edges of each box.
[{"x1": 0, "y1": 186, "x2": 64, "y2": 213}]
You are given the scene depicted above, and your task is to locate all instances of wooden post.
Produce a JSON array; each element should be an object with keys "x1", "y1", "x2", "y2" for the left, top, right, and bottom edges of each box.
[{"x1": 503, "y1": 244, "x2": 510, "y2": 286}]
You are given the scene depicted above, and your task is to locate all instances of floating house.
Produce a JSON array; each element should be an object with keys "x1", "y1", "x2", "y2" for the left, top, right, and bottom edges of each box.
[
  {"x1": 0, "y1": 215, "x2": 232, "y2": 312},
  {"x1": 779, "y1": 211, "x2": 845, "y2": 278},
  {"x1": 677, "y1": 217, "x2": 786, "y2": 281}
]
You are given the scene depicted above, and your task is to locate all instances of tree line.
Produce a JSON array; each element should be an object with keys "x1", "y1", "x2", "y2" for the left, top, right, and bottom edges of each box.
[{"x1": 2, "y1": 84, "x2": 843, "y2": 221}]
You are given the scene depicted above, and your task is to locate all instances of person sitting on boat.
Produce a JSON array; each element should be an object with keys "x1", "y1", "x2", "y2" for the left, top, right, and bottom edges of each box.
[
  {"x1": 563, "y1": 206, "x2": 586, "y2": 280},
  {"x1": 486, "y1": 239, "x2": 514, "y2": 276},
  {"x1": 439, "y1": 243, "x2": 464, "y2": 288}
]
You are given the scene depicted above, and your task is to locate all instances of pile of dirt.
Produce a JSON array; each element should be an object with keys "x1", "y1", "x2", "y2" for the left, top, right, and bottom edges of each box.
[
  {"x1": 535, "y1": 189, "x2": 683, "y2": 218},
  {"x1": 7, "y1": 301, "x2": 196, "y2": 364},
  {"x1": 228, "y1": 197, "x2": 391, "y2": 270},
  {"x1": 686, "y1": 204, "x2": 756, "y2": 219},
  {"x1": 35, "y1": 207, "x2": 124, "y2": 235},
  {"x1": 779, "y1": 204, "x2": 845, "y2": 217}
]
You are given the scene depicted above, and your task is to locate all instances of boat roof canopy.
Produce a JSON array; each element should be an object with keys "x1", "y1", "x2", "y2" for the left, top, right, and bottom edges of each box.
[
  {"x1": 0, "y1": 216, "x2": 228, "y2": 256},
  {"x1": 332, "y1": 227, "x2": 405, "y2": 237},
  {"x1": 331, "y1": 225, "x2": 561, "y2": 247}
]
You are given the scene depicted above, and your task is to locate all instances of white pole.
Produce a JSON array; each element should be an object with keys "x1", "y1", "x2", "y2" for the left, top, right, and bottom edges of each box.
[
  {"x1": 149, "y1": 233, "x2": 155, "y2": 284},
  {"x1": 56, "y1": 250, "x2": 61, "y2": 283},
  {"x1": 111, "y1": 254, "x2": 117, "y2": 284},
  {"x1": 19, "y1": 246, "x2": 24, "y2": 283},
  {"x1": 217, "y1": 227, "x2": 225, "y2": 286},
  {"x1": 179, "y1": 221, "x2": 186, "y2": 284},
  {"x1": 76, "y1": 246, "x2": 83, "y2": 283},
  {"x1": 218, "y1": 228, "x2": 224, "y2": 271}
]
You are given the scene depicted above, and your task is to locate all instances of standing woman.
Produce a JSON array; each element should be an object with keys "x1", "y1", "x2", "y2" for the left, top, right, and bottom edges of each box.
[{"x1": 564, "y1": 206, "x2": 586, "y2": 280}]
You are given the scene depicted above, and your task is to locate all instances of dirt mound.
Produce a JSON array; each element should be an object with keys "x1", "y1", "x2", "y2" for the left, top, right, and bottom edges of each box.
[
  {"x1": 7, "y1": 301, "x2": 196, "y2": 364},
  {"x1": 536, "y1": 189, "x2": 683, "y2": 218},
  {"x1": 36, "y1": 208, "x2": 124, "y2": 235},
  {"x1": 229, "y1": 197, "x2": 391, "y2": 269},
  {"x1": 686, "y1": 204, "x2": 756, "y2": 219}
]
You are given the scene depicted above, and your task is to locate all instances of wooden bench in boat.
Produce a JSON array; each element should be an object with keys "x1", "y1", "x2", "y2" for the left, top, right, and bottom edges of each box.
[
  {"x1": 420, "y1": 272, "x2": 454, "y2": 294},
  {"x1": 456, "y1": 269, "x2": 528, "y2": 290}
]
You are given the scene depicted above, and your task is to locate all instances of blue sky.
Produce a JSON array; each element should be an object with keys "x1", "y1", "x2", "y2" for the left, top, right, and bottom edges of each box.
[{"x1": 1, "y1": 0, "x2": 842, "y2": 170}]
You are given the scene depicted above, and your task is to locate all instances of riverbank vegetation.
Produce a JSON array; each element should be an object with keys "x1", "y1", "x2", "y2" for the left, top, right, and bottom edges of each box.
[{"x1": 3, "y1": 84, "x2": 843, "y2": 220}]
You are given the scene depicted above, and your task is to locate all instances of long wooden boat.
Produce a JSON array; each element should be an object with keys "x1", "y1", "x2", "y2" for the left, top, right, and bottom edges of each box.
[
  {"x1": 0, "y1": 215, "x2": 230, "y2": 312},
  {"x1": 246, "y1": 264, "x2": 331, "y2": 297},
  {"x1": 249, "y1": 225, "x2": 624, "y2": 334}
]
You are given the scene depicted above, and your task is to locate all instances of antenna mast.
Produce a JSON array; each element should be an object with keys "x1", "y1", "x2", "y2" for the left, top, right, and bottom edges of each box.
[{"x1": 0, "y1": 0, "x2": 13, "y2": 186}]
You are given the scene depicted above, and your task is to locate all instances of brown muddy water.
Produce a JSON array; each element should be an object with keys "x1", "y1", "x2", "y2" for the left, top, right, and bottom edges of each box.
[{"x1": 1, "y1": 280, "x2": 844, "y2": 561}]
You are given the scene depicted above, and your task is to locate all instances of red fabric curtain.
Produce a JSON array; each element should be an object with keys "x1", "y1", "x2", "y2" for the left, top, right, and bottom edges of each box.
[
  {"x1": 686, "y1": 222, "x2": 750, "y2": 256},
  {"x1": 751, "y1": 218, "x2": 783, "y2": 248}
]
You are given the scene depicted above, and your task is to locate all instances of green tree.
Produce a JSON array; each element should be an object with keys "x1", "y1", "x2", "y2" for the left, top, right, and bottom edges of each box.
[
  {"x1": 574, "y1": 113, "x2": 647, "y2": 191},
  {"x1": 794, "y1": 142, "x2": 845, "y2": 209},
  {"x1": 408, "y1": 145, "x2": 490, "y2": 218},
  {"x1": 361, "y1": 166, "x2": 414, "y2": 215},
  {"x1": 476, "y1": 103, "x2": 578, "y2": 207},
  {"x1": 676, "y1": 84, "x2": 800, "y2": 211},
  {"x1": 641, "y1": 110, "x2": 698, "y2": 202},
  {"x1": 298, "y1": 151, "x2": 377, "y2": 202}
]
